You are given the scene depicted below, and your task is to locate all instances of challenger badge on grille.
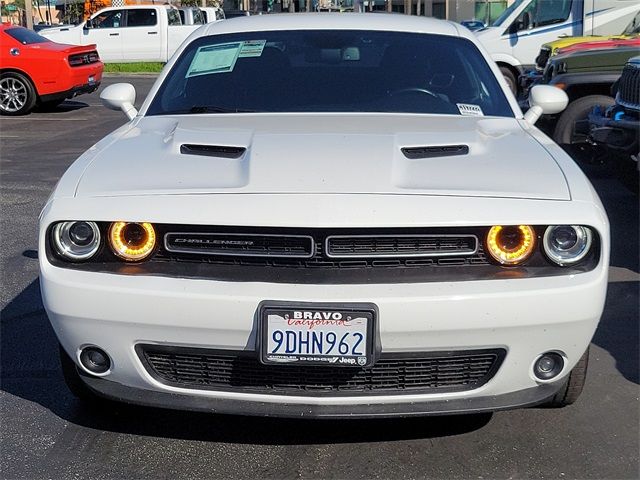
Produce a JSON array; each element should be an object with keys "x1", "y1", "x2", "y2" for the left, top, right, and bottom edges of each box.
[{"x1": 164, "y1": 232, "x2": 315, "y2": 258}]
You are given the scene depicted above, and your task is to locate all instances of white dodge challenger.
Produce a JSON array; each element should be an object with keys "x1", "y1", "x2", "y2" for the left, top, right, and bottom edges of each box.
[{"x1": 39, "y1": 14, "x2": 609, "y2": 418}]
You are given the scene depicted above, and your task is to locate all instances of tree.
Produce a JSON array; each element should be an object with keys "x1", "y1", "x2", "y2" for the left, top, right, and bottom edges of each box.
[{"x1": 61, "y1": 1, "x2": 84, "y2": 24}]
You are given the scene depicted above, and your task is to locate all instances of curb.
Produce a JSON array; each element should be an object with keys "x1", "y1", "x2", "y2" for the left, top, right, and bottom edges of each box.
[{"x1": 103, "y1": 72, "x2": 160, "y2": 77}]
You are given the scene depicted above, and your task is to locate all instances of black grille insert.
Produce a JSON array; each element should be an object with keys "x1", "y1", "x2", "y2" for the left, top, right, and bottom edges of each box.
[
  {"x1": 326, "y1": 235, "x2": 477, "y2": 258},
  {"x1": 618, "y1": 63, "x2": 640, "y2": 109},
  {"x1": 138, "y1": 345, "x2": 506, "y2": 396},
  {"x1": 165, "y1": 232, "x2": 315, "y2": 258},
  {"x1": 535, "y1": 47, "x2": 551, "y2": 70}
]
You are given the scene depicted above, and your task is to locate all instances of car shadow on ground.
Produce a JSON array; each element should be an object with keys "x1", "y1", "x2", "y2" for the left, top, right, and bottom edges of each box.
[
  {"x1": 583, "y1": 163, "x2": 640, "y2": 386},
  {"x1": 0, "y1": 279, "x2": 493, "y2": 444},
  {"x1": 34, "y1": 100, "x2": 89, "y2": 114}
]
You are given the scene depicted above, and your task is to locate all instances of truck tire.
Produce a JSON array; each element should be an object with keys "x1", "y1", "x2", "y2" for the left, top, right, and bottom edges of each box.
[
  {"x1": 545, "y1": 346, "x2": 589, "y2": 407},
  {"x1": 499, "y1": 66, "x2": 517, "y2": 95},
  {"x1": 553, "y1": 95, "x2": 615, "y2": 145},
  {"x1": 0, "y1": 71, "x2": 37, "y2": 116}
]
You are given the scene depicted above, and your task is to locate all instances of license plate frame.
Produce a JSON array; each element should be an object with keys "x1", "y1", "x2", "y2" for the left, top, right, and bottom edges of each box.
[{"x1": 258, "y1": 302, "x2": 378, "y2": 367}]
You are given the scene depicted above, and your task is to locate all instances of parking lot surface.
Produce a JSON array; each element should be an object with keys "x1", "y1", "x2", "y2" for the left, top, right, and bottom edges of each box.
[{"x1": 1, "y1": 75, "x2": 638, "y2": 480}]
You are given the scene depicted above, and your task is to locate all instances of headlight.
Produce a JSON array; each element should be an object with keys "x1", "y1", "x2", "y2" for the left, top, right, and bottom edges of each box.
[
  {"x1": 52, "y1": 221, "x2": 101, "y2": 261},
  {"x1": 543, "y1": 225, "x2": 592, "y2": 266},
  {"x1": 108, "y1": 222, "x2": 156, "y2": 261},
  {"x1": 486, "y1": 225, "x2": 536, "y2": 265}
]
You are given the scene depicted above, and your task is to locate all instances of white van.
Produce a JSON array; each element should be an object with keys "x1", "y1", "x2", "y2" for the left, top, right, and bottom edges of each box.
[{"x1": 475, "y1": 0, "x2": 638, "y2": 92}]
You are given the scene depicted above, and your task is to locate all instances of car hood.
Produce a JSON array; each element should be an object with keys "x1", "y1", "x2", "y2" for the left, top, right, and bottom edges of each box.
[{"x1": 74, "y1": 114, "x2": 570, "y2": 200}]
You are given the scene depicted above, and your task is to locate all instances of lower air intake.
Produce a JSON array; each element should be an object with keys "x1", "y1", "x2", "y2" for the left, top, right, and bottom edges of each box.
[{"x1": 138, "y1": 345, "x2": 505, "y2": 396}]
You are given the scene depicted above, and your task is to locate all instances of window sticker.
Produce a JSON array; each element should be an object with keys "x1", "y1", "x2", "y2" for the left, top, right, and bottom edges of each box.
[
  {"x1": 239, "y1": 40, "x2": 267, "y2": 58},
  {"x1": 457, "y1": 103, "x2": 484, "y2": 117},
  {"x1": 187, "y1": 42, "x2": 242, "y2": 77}
]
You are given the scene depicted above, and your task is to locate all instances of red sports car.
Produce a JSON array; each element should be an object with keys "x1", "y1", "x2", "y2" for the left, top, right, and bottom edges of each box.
[{"x1": 0, "y1": 23, "x2": 103, "y2": 115}]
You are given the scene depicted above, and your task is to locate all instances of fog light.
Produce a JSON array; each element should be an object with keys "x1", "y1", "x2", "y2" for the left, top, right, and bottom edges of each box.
[
  {"x1": 533, "y1": 352, "x2": 564, "y2": 380},
  {"x1": 79, "y1": 346, "x2": 111, "y2": 374}
]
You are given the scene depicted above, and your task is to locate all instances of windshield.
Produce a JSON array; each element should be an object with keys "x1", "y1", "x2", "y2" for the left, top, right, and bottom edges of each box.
[
  {"x1": 4, "y1": 27, "x2": 50, "y2": 45},
  {"x1": 492, "y1": 0, "x2": 527, "y2": 27},
  {"x1": 147, "y1": 30, "x2": 513, "y2": 118},
  {"x1": 622, "y1": 11, "x2": 640, "y2": 35}
]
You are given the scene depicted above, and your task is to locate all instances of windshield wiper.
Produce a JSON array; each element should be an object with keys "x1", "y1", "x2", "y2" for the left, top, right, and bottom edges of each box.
[{"x1": 188, "y1": 105, "x2": 257, "y2": 114}]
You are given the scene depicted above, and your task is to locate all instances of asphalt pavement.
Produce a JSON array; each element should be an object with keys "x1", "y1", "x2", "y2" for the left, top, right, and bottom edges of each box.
[{"x1": 1, "y1": 75, "x2": 638, "y2": 480}]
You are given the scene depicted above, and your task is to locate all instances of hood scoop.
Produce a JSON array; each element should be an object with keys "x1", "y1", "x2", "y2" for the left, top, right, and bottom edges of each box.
[
  {"x1": 401, "y1": 145, "x2": 469, "y2": 159},
  {"x1": 180, "y1": 144, "x2": 246, "y2": 159}
]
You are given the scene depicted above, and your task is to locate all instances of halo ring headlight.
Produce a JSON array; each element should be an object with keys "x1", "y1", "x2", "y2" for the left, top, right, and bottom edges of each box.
[
  {"x1": 486, "y1": 225, "x2": 536, "y2": 265},
  {"x1": 108, "y1": 222, "x2": 156, "y2": 261},
  {"x1": 52, "y1": 221, "x2": 101, "y2": 261},
  {"x1": 543, "y1": 225, "x2": 592, "y2": 266}
]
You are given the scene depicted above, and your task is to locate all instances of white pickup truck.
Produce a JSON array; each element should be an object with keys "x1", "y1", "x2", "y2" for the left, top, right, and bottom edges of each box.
[{"x1": 40, "y1": 5, "x2": 201, "y2": 63}]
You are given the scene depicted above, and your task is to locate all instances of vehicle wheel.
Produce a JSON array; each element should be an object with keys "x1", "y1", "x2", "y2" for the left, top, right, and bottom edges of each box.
[
  {"x1": 59, "y1": 344, "x2": 99, "y2": 401},
  {"x1": 545, "y1": 346, "x2": 589, "y2": 407},
  {"x1": 553, "y1": 95, "x2": 615, "y2": 145},
  {"x1": 499, "y1": 66, "x2": 517, "y2": 95},
  {"x1": 0, "y1": 71, "x2": 37, "y2": 115}
]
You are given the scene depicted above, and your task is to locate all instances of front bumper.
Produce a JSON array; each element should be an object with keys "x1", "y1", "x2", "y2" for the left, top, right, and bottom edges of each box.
[
  {"x1": 81, "y1": 371, "x2": 564, "y2": 418},
  {"x1": 41, "y1": 259, "x2": 607, "y2": 417}
]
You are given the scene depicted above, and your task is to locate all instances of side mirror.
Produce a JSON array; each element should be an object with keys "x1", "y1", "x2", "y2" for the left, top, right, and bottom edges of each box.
[
  {"x1": 83, "y1": 19, "x2": 93, "y2": 29},
  {"x1": 524, "y1": 85, "x2": 569, "y2": 125},
  {"x1": 100, "y1": 83, "x2": 138, "y2": 120}
]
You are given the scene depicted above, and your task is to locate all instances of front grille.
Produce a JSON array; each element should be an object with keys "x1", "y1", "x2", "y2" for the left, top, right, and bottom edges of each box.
[
  {"x1": 617, "y1": 63, "x2": 640, "y2": 110},
  {"x1": 156, "y1": 238, "x2": 489, "y2": 269},
  {"x1": 138, "y1": 345, "x2": 505, "y2": 395},
  {"x1": 326, "y1": 235, "x2": 477, "y2": 258},
  {"x1": 159, "y1": 227, "x2": 487, "y2": 268}
]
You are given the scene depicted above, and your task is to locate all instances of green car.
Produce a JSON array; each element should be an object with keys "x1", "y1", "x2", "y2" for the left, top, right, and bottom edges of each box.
[{"x1": 532, "y1": 45, "x2": 639, "y2": 146}]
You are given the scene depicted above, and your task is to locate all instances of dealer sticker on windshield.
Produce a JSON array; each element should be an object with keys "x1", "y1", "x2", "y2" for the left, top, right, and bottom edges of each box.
[
  {"x1": 187, "y1": 42, "x2": 242, "y2": 77},
  {"x1": 260, "y1": 305, "x2": 375, "y2": 367},
  {"x1": 239, "y1": 40, "x2": 266, "y2": 58},
  {"x1": 457, "y1": 103, "x2": 484, "y2": 117}
]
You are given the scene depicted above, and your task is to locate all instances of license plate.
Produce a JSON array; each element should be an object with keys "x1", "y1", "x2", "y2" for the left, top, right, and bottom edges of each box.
[
  {"x1": 260, "y1": 304, "x2": 375, "y2": 367},
  {"x1": 88, "y1": 75, "x2": 95, "y2": 85}
]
